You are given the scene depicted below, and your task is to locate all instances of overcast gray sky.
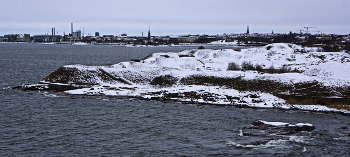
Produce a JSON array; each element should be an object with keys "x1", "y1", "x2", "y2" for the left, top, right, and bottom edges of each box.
[{"x1": 1, "y1": 0, "x2": 349, "y2": 36}]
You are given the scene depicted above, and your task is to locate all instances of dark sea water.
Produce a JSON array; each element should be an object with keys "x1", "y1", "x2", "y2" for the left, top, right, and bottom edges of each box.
[{"x1": 1, "y1": 43, "x2": 350, "y2": 156}]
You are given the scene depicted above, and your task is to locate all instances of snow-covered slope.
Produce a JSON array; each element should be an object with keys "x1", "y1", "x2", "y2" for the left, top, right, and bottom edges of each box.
[
  {"x1": 94, "y1": 43, "x2": 350, "y2": 87},
  {"x1": 41, "y1": 43, "x2": 350, "y2": 114}
]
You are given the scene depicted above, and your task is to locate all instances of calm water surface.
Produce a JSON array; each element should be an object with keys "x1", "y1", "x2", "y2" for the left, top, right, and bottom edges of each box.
[{"x1": 1, "y1": 43, "x2": 349, "y2": 156}]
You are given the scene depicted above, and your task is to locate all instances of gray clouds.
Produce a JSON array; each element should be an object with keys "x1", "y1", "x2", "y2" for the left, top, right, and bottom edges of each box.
[{"x1": 1, "y1": 0, "x2": 349, "y2": 36}]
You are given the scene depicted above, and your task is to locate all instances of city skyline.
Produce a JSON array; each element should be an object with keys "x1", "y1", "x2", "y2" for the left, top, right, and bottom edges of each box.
[{"x1": 1, "y1": 0, "x2": 350, "y2": 36}]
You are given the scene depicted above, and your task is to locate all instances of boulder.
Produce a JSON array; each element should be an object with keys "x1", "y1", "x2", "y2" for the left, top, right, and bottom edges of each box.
[{"x1": 242, "y1": 120, "x2": 315, "y2": 136}]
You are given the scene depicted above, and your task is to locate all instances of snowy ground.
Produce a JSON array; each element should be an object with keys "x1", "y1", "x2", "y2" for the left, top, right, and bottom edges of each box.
[{"x1": 43, "y1": 43, "x2": 350, "y2": 114}]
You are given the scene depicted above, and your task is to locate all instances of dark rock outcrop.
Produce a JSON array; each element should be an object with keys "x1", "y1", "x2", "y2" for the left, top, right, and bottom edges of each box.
[{"x1": 242, "y1": 120, "x2": 315, "y2": 136}]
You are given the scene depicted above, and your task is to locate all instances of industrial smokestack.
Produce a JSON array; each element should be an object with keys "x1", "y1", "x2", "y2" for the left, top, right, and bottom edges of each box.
[
  {"x1": 71, "y1": 23, "x2": 73, "y2": 35},
  {"x1": 52, "y1": 28, "x2": 54, "y2": 42},
  {"x1": 54, "y1": 27, "x2": 55, "y2": 35}
]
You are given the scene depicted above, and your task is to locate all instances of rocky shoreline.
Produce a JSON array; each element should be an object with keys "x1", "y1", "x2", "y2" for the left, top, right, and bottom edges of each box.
[
  {"x1": 12, "y1": 82, "x2": 350, "y2": 116},
  {"x1": 13, "y1": 43, "x2": 350, "y2": 115}
]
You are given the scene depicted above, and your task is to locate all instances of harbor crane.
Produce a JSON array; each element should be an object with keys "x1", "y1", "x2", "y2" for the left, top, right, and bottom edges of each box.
[{"x1": 304, "y1": 27, "x2": 317, "y2": 34}]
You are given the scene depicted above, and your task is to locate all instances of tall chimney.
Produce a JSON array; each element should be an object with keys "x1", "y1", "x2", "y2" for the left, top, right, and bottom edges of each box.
[
  {"x1": 71, "y1": 23, "x2": 73, "y2": 35},
  {"x1": 52, "y1": 28, "x2": 54, "y2": 42},
  {"x1": 54, "y1": 27, "x2": 55, "y2": 35}
]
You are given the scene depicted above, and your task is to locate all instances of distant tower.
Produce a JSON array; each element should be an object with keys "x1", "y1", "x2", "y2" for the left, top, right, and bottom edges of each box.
[
  {"x1": 272, "y1": 30, "x2": 274, "y2": 35},
  {"x1": 247, "y1": 25, "x2": 249, "y2": 34},
  {"x1": 148, "y1": 25, "x2": 151, "y2": 42}
]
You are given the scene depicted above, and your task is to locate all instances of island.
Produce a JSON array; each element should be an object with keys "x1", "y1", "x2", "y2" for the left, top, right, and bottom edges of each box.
[{"x1": 18, "y1": 43, "x2": 350, "y2": 115}]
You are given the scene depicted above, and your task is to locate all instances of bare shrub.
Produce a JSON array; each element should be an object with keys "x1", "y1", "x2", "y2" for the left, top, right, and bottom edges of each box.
[
  {"x1": 180, "y1": 75, "x2": 342, "y2": 99},
  {"x1": 255, "y1": 64, "x2": 263, "y2": 72},
  {"x1": 267, "y1": 51, "x2": 276, "y2": 57},
  {"x1": 266, "y1": 45, "x2": 273, "y2": 50},
  {"x1": 265, "y1": 64, "x2": 277, "y2": 73},
  {"x1": 291, "y1": 67, "x2": 302, "y2": 73},
  {"x1": 150, "y1": 75, "x2": 178, "y2": 87},
  {"x1": 322, "y1": 45, "x2": 340, "y2": 52},
  {"x1": 227, "y1": 62, "x2": 241, "y2": 71},
  {"x1": 279, "y1": 65, "x2": 291, "y2": 73},
  {"x1": 241, "y1": 61, "x2": 255, "y2": 70}
]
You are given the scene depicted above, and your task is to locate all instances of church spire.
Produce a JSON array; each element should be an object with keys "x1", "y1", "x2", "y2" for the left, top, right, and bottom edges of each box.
[{"x1": 148, "y1": 24, "x2": 151, "y2": 42}]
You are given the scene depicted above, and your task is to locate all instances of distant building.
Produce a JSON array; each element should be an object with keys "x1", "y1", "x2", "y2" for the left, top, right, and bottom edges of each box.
[
  {"x1": 72, "y1": 30, "x2": 81, "y2": 40},
  {"x1": 33, "y1": 35, "x2": 62, "y2": 42},
  {"x1": 186, "y1": 36, "x2": 197, "y2": 43},
  {"x1": 0, "y1": 36, "x2": 7, "y2": 42},
  {"x1": 102, "y1": 35, "x2": 114, "y2": 42},
  {"x1": 17, "y1": 34, "x2": 24, "y2": 42},
  {"x1": 24, "y1": 34, "x2": 30, "y2": 42},
  {"x1": 4, "y1": 34, "x2": 31, "y2": 42},
  {"x1": 95, "y1": 32, "x2": 99, "y2": 37},
  {"x1": 7, "y1": 34, "x2": 18, "y2": 42}
]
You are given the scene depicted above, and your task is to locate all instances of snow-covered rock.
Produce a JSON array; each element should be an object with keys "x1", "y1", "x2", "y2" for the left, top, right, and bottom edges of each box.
[{"x1": 38, "y1": 43, "x2": 350, "y2": 114}]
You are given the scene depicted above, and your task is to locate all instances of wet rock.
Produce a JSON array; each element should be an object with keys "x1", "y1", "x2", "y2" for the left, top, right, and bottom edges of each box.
[
  {"x1": 234, "y1": 120, "x2": 315, "y2": 147},
  {"x1": 249, "y1": 94, "x2": 260, "y2": 98},
  {"x1": 150, "y1": 97, "x2": 161, "y2": 100},
  {"x1": 343, "y1": 131, "x2": 350, "y2": 136},
  {"x1": 48, "y1": 84, "x2": 76, "y2": 91},
  {"x1": 242, "y1": 120, "x2": 315, "y2": 136},
  {"x1": 164, "y1": 93, "x2": 181, "y2": 98},
  {"x1": 226, "y1": 95, "x2": 240, "y2": 101},
  {"x1": 12, "y1": 84, "x2": 49, "y2": 91},
  {"x1": 252, "y1": 99, "x2": 263, "y2": 103},
  {"x1": 183, "y1": 91, "x2": 198, "y2": 98}
]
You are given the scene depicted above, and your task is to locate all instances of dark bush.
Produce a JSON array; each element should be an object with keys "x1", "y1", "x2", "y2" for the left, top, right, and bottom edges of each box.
[
  {"x1": 179, "y1": 74, "x2": 291, "y2": 94},
  {"x1": 227, "y1": 62, "x2": 241, "y2": 71},
  {"x1": 230, "y1": 62, "x2": 302, "y2": 74},
  {"x1": 255, "y1": 64, "x2": 263, "y2": 72},
  {"x1": 314, "y1": 55, "x2": 326, "y2": 60},
  {"x1": 279, "y1": 65, "x2": 292, "y2": 73},
  {"x1": 291, "y1": 67, "x2": 301, "y2": 73},
  {"x1": 322, "y1": 45, "x2": 340, "y2": 52},
  {"x1": 266, "y1": 45, "x2": 273, "y2": 50},
  {"x1": 179, "y1": 75, "x2": 341, "y2": 98},
  {"x1": 233, "y1": 48, "x2": 241, "y2": 52},
  {"x1": 150, "y1": 75, "x2": 178, "y2": 87},
  {"x1": 241, "y1": 61, "x2": 255, "y2": 70}
]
